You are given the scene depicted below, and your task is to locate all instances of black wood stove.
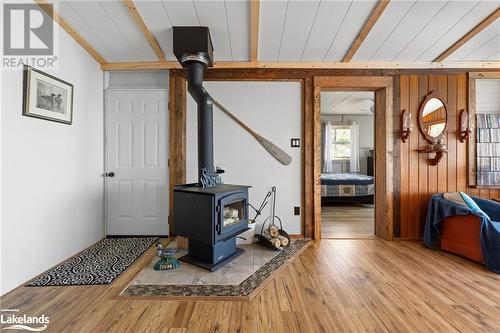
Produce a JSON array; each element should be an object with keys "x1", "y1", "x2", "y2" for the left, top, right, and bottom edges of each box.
[
  {"x1": 173, "y1": 184, "x2": 250, "y2": 271},
  {"x1": 172, "y1": 27, "x2": 250, "y2": 271}
]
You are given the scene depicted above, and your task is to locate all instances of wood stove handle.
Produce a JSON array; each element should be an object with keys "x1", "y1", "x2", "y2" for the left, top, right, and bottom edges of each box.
[{"x1": 219, "y1": 227, "x2": 251, "y2": 242}]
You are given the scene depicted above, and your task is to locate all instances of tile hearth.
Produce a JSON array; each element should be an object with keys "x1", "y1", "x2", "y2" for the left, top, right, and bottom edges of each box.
[
  {"x1": 121, "y1": 238, "x2": 310, "y2": 298},
  {"x1": 130, "y1": 240, "x2": 280, "y2": 286}
]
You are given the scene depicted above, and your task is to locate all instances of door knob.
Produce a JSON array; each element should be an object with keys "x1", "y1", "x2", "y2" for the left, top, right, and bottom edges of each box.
[{"x1": 106, "y1": 172, "x2": 115, "y2": 177}]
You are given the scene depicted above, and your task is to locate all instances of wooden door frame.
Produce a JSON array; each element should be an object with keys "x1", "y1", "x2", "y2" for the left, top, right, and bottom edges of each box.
[{"x1": 312, "y1": 76, "x2": 394, "y2": 240}]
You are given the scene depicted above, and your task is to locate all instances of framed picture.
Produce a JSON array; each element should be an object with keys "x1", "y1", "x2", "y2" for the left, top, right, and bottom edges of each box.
[{"x1": 23, "y1": 66, "x2": 74, "y2": 124}]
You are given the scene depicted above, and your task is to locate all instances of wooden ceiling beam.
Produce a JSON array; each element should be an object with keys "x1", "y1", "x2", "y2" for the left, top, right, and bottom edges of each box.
[
  {"x1": 101, "y1": 61, "x2": 500, "y2": 71},
  {"x1": 250, "y1": 0, "x2": 260, "y2": 62},
  {"x1": 343, "y1": 0, "x2": 390, "y2": 62},
  {"x1": 122, "y1": 0, "x2": 165, "y2": 61},
  {"x1": 434, "y1": 8, "x2": 500, "y2": 62},
  {"x1": 34, "y1": 0, "x2": 106, "y2": 64}
]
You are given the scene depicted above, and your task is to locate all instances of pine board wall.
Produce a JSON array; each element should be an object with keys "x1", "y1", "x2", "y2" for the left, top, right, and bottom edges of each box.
[{"x1": 399, "y1": 74, "x2": 500, "y2": 240}]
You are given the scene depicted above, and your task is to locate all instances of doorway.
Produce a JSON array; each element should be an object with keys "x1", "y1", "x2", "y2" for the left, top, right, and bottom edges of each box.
[
  {"x1": 312, "y1": 76, "x2": 394, "y2": 240},
  {"x1": 105, "y1": 89, "x2": 169, "y2": 236},
  {"x1": 320, "y1": 91, "x2": 375, "y2": 238}
]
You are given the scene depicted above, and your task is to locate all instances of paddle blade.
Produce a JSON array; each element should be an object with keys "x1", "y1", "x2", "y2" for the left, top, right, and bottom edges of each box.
[{"x1": 255, "y1": 135, "x2": 293, "y2": 165}]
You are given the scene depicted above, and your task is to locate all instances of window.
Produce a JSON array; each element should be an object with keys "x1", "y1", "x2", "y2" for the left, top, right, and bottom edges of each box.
[
  {"x1": 468, "y1": 76, "x2": 500, "y2": 187},
  {"x1": 331, "y1": 126, "x2": 351, "y2": 159}
]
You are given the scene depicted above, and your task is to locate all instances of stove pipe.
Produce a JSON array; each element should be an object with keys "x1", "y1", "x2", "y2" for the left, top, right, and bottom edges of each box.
[
  {"x1": 186, "y1": 60, "x2": 214, "y2": 183},
  {"x1": 173, "y1": 27, "x2": 215, "y2": 185}
]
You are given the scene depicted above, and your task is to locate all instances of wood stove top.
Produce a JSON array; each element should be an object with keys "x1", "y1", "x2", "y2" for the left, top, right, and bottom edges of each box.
[{"x1": 175, "y1": 183, "x2": 251, "y2": 194}]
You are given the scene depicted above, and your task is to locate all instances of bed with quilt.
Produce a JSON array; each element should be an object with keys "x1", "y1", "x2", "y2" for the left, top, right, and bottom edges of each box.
[{"x1": 321, "y1": 173, "x2": 374, "y2": 204}]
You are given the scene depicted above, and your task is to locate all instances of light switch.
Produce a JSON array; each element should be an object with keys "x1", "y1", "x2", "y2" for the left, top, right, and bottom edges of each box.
[{"x1": 291, "y1": 138, "x2": 300, "y2": 147}]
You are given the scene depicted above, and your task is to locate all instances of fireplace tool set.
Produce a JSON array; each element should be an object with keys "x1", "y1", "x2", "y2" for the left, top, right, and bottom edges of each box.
[{"x1": 254, "y1": 187, "x2": 291, "y2": 250}]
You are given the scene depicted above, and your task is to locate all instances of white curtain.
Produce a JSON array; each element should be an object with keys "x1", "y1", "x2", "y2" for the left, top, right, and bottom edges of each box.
[
  {"x1": 322, "y1": 122, "x2": 333, "y2": 173},
  {"x1": 350, "y1": 122, "x2": 360, "y2": 173}
]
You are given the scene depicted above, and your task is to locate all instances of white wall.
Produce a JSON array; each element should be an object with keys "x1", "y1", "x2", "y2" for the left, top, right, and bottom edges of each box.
[
  {"x1": 107, "y1": 70, "x2": 169, "y2": 89},
  {"x1": 187, "y1": 82, "x2": 302, "y2": 234},
  {"x1": 321, "y1": 114, "x2": 374, "y2": 175},
  {"x1": 1, "y1": 21, "x2": 104, "y2": 294}
]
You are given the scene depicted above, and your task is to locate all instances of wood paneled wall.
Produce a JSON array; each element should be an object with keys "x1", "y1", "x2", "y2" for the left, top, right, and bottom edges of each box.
[{"x1": 399, "y1": 74, "x2": 500, "y2": 239}]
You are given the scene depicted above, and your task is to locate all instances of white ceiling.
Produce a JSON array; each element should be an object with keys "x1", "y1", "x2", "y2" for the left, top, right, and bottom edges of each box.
[
  {"x1": 354, "y1": 0, "x2": 499, "y2": 61},
  {"x1": 57, "y1": 0, "x2": 500, "y2": 64},
  {"x1": 320, "y1": 92, "x2": 375, "y2": 115}
]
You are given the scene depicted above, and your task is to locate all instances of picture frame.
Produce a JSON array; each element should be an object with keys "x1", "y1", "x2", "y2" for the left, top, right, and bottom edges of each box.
[{"x1": 23, "y1": 66, "x2": 74, "y2": 125}]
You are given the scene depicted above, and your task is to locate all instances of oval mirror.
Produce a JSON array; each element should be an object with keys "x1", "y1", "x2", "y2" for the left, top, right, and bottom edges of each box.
[{"x1": 418, "y1": 93, "x2": 448, "y2": 144}]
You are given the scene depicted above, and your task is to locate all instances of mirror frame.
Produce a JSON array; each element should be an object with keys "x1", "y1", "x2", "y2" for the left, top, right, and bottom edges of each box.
[{"x1": 417, "y1": 91, "x2": 448, "y2": 144}]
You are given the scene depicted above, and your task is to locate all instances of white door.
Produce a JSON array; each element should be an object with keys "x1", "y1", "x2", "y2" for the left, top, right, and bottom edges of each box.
[{"x1": 105, "y1": 90, "x2": 168, "y2": 236}]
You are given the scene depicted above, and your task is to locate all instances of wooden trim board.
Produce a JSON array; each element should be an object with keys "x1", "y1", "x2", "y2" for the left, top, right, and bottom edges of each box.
[
  {"x1": 434, "y1": 8, "x2": 500, "y2": 62},
  {"x1": 101, "y1": 61, "x2": 500, "y2": 71},
  {"x1": 250, "y1": 0, "x2": 260, "y2": 62},
  {"x1": 34, "y1": 0, "x2": 106, "y2": 64},
  {"x1": 468, "y1": 75, "x2": 477, "y2": 187},
  {"x1": 303, "y1": 78, "x2": 314, "y2": 239},
  {"x1": 122, "y1": 0, "x2": 165, "y2": 61},
  {"x1": 168, "y1": 76, "x2": 187, "y2": 235},
  {"x1": 343, "y1": 0, "x2": 390, "y2": 62}
]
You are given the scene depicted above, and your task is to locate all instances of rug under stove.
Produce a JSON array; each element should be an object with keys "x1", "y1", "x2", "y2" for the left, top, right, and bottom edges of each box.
[
  {"x1": 121, "y1": 238, "x2": 310, "y2": 299},
  {"x1": 26, "y1": 237, "x2": 159, "y2": 286}
]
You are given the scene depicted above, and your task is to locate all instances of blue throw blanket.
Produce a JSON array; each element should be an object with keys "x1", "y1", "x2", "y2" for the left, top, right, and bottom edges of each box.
[{"x1": 424, "y1": 193, "x2": 500, "y2": 274}]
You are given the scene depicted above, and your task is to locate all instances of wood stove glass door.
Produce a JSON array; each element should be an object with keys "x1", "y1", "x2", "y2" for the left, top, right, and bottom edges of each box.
[{"x1": 218, "y1": 193, "x2": 248, "y2": 240}]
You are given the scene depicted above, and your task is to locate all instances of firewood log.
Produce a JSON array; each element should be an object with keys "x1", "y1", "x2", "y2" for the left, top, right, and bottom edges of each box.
[
  {"x1": 262, "y1": 230, "x2": 281, "y2": 249},
  {"x1": 268, "y1": 225, "x2": 279, "y2": 238},
  {"x1": 278, "y1": 235, "x2": 289, "y2": 247},
  {"x1": 269, "y1": 238, "x2": 281, "y2": 248}
]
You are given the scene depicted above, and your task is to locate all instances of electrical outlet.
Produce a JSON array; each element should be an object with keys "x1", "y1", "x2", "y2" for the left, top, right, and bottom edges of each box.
[
  {"x1": 294, "y1": 206, "x2": 300, "y2": 216},
  {"x1": 291, "y1": 138, "x2": 300, "y2": 147}
]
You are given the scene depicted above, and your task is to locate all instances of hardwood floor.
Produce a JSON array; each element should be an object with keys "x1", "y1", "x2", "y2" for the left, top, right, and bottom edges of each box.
[
  {"x1": 321, "y1": 204, "x2": 375, "y2": 238},
  {"x1": 1, "y1": 239, "x2": 499, "y2": 333}
]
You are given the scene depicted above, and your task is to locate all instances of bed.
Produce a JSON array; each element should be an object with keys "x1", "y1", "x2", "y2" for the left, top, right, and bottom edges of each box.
[{"x1": 321, "y1": 173, "x2": 374, "y2": 204}]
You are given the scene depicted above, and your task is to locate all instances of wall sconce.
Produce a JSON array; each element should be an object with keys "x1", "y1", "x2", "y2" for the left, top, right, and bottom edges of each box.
[
  {"x1": 401, "y1": 109, "x2": 413, "y2": 143},
  {"x1": 459, "y1": 109, "x2": 471, "y2": 142}
]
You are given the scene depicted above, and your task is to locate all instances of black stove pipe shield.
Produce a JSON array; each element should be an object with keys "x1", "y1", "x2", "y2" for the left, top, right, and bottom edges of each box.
[{"x1": 185, "y1": 61, "x2": 214, "y2": 184}]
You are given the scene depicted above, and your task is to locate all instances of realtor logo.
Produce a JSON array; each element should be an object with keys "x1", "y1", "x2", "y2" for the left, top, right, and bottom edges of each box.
[
  {"x1": 2, "y1": 3, "x2": 58, "y2": 69},
  {"x1": 3, "y1": 3, "x2": 53, "y2": 55}
]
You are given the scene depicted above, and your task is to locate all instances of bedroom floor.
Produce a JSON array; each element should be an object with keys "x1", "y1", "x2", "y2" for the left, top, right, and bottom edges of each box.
[{"x1": 321, "y1": 204, "x2": 375, "y2": 238}]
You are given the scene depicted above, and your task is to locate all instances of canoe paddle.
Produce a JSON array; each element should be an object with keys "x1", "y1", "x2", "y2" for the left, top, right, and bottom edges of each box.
[{"x1": 212, "y1": 98, "x2": 292, "y2": 166}]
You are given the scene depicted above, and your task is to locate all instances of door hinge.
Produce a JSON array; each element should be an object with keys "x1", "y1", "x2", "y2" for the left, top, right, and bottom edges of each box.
[{"x1": 167, "y1": 159, "x2": 170, "y2": 167}]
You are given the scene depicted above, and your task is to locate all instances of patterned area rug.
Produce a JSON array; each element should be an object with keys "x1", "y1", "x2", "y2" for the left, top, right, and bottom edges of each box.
[
  {"x1": 121, "y1": 239, "x2": 310, "y2": 299},
  {"x1": 26, "y1": 237, "x2": 158, "y2": 286}
]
